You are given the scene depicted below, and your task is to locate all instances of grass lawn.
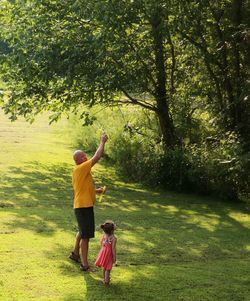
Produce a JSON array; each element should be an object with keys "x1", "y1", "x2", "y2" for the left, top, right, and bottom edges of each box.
[{"x1": 0, "y1": 111, "x2": 250, "y2": 301}]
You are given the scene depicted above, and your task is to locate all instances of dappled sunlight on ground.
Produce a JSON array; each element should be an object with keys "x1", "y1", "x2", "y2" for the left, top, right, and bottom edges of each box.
[
  {"x1": 184, "y1": 213, "x2": 220, "y2": 232},
  {"x1": 1, "y1": 112, "x2": 250, "y2": 300},
  {"x1": 228, "y1": 211, "x2": 250, "y2": 229}
]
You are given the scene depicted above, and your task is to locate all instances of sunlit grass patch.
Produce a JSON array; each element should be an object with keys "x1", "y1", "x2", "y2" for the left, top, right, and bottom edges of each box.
[
  {"x1": 0, "y1": 112, "x2": 250, "y2": 300},
  {"x1": 228, "y1": 211, "x2": 250, "y2": 229}
]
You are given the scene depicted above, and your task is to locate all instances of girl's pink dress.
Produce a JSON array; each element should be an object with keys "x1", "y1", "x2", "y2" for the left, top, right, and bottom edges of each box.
[{"x1": 95, "y1": 235, "x2": 114, "y2": 271}]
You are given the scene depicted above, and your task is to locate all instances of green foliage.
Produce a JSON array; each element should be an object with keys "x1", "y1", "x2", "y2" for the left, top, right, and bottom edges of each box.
[
  {"x1": 175, "y1": 0, "x2": 250, "y2": 147},
  {"x1": 69, "y1": 102, "x2": 250, "y2": 200},
  {"x1": 1, "y1": 0, "x2": 249, "y2": 149},
  {"x1": 0, "y1": 0, "x2": 249, "y2": 198},
  {"x1": 68, "y1": 106, "x2": 249, "y2": 201},
  {"x1": 0, "y1": 0, "x2": 178, "y2": 147},
  {"x1": 119, "y1": 137, "x2": 250, "y2": 201}
]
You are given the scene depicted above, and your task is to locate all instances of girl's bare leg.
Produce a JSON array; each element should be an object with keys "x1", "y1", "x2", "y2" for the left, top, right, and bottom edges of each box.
[
  {"x1": 104, "y1": 270, "x2": 111, "y2": 285},
  {"x1": 103, "y1": 268, "x2": 105, "y2": 282}
]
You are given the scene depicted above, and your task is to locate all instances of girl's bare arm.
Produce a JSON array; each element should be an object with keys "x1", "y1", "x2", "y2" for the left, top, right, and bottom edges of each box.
[
  {"x1": 112, "y1": 237, "x2": 117, "y2": 263},
  {"x1": 100, "y1": 235, "x2": 104, "y2": 246}
]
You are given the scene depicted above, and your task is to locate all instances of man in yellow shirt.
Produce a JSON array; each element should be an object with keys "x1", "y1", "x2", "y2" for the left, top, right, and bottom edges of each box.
[{"x1": 69, "y1": 133, "x2": 108, "y2": 271}]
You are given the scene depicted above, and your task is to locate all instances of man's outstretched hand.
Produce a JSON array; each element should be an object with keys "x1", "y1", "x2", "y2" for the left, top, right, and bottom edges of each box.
[{"x1": 101, "y1": 133, "x2": 108, "y2": 144}]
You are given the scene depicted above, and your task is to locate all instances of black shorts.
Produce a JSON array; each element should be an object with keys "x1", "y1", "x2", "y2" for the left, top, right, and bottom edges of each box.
[{"x1": 74, "y1": 207, "x2": 95, "y2": 239}]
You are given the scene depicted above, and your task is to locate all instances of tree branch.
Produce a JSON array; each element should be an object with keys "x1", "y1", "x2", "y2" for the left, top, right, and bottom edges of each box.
[
  {"x1": 118, "y1": 87, "x2": 157, "y2": 112},
  {"x1": 110, "y1": 55, "x2": 156, "y2": 97},
  {"x1": 165, "y1": 18, "x2": 176, "y2": 94},
  {"x1": 177, "y1": 29, "x2": 224, "y2": 107},
  {"x1": 127, "y1": 41, "x2": 158, "y2": 91}
]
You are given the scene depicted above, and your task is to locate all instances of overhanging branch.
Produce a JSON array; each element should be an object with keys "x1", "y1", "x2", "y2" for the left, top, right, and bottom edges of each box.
[{"x1": 119, "y1": 88, "x2": 157, "y2": 112}]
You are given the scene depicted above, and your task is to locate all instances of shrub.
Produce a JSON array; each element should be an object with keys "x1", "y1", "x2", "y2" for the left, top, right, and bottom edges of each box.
[
  {"x1": 111, "y1": 133, "x2": 249, "y2": 201},
  {"x1": 68, "y1": 107, "x2": 249, "y2": 201}
]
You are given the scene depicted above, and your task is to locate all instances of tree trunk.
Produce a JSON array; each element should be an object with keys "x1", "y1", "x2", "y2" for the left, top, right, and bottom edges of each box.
[{"x1": 150, "y1": 9, "x2": 176, "y2": 149}]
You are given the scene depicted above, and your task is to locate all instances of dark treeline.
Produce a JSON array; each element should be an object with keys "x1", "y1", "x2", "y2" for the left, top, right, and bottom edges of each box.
[{"x1": 0, "y1": 0, "x2": 249, "y2": 200}]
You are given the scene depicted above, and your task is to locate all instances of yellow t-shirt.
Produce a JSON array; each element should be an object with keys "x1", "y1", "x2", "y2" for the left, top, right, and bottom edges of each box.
[{"x1": 72, "y1": 159, "x2": 96, "y2": 208}]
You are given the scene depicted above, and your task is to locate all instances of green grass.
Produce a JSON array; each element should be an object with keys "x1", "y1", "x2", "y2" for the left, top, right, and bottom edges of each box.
[{"x1": 0, "y1": 111, "x2": 250, "y2": 301}]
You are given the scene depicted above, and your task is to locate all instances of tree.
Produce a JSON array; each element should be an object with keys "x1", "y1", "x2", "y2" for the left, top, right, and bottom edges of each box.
[
  {"x1": 0, "y1": 0, "x2": 184, "y2": 148},
  {"x1": 1, "y1": 0, "x2": 249, "y2": 150},
  {"x1": 175, "y1": 0, "x2": 250, "y2": 149}
]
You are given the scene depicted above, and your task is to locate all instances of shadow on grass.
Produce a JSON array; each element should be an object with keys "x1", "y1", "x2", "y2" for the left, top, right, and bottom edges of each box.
[
  {"x1": 1, "y1": 160, "x2": 250, "y2": 266},
  {"x1": 62, "y1": 260, "x2": 250, "y2": 301},
  {"x1": 0, "y1": 161, "x2": 75, "y2": 235},
  {"x1": 95, "y1": 185, "x2": 250, "y2": 266}
]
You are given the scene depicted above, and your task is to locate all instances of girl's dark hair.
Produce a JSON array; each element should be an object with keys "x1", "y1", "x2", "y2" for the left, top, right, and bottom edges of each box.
[{"x1": 101, "y1": 221, "x2": 115, "y2": 235}]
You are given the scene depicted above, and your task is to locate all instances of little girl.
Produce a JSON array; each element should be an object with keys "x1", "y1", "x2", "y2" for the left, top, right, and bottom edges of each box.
[{"x1": 95, "y1": 220, "x2": 117, "y2": 285}]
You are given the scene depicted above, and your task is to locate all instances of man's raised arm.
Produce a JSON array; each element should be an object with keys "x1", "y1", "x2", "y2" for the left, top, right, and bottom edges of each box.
[{"x1": 91, "y1": 133, "x2": 108, "y2": 166}]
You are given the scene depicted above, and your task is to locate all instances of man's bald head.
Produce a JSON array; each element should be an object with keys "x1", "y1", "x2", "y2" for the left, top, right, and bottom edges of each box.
[{"x1": 73, "y1": 150, "x2": 87, "y2": 165}]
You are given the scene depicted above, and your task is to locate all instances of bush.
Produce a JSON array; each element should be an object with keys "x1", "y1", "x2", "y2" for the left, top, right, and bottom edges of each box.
[
  {"x1": 111, "y1": 133, "x2": 249, "y2": 201},
  {"x1": 68, "y1": 107, "x2": 249, "y2": 201}
]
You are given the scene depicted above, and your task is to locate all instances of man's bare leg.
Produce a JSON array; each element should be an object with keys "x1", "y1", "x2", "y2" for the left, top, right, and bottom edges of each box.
[
  {"x1": 69, "y1": 232, "x2": 81, "y2": 262},
  {"x1": 73, "y1": 232, "x2": 81, "y2": 256},
  {"x1": 79, "y1": 238, "x2": 89, "y2": 267}
]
